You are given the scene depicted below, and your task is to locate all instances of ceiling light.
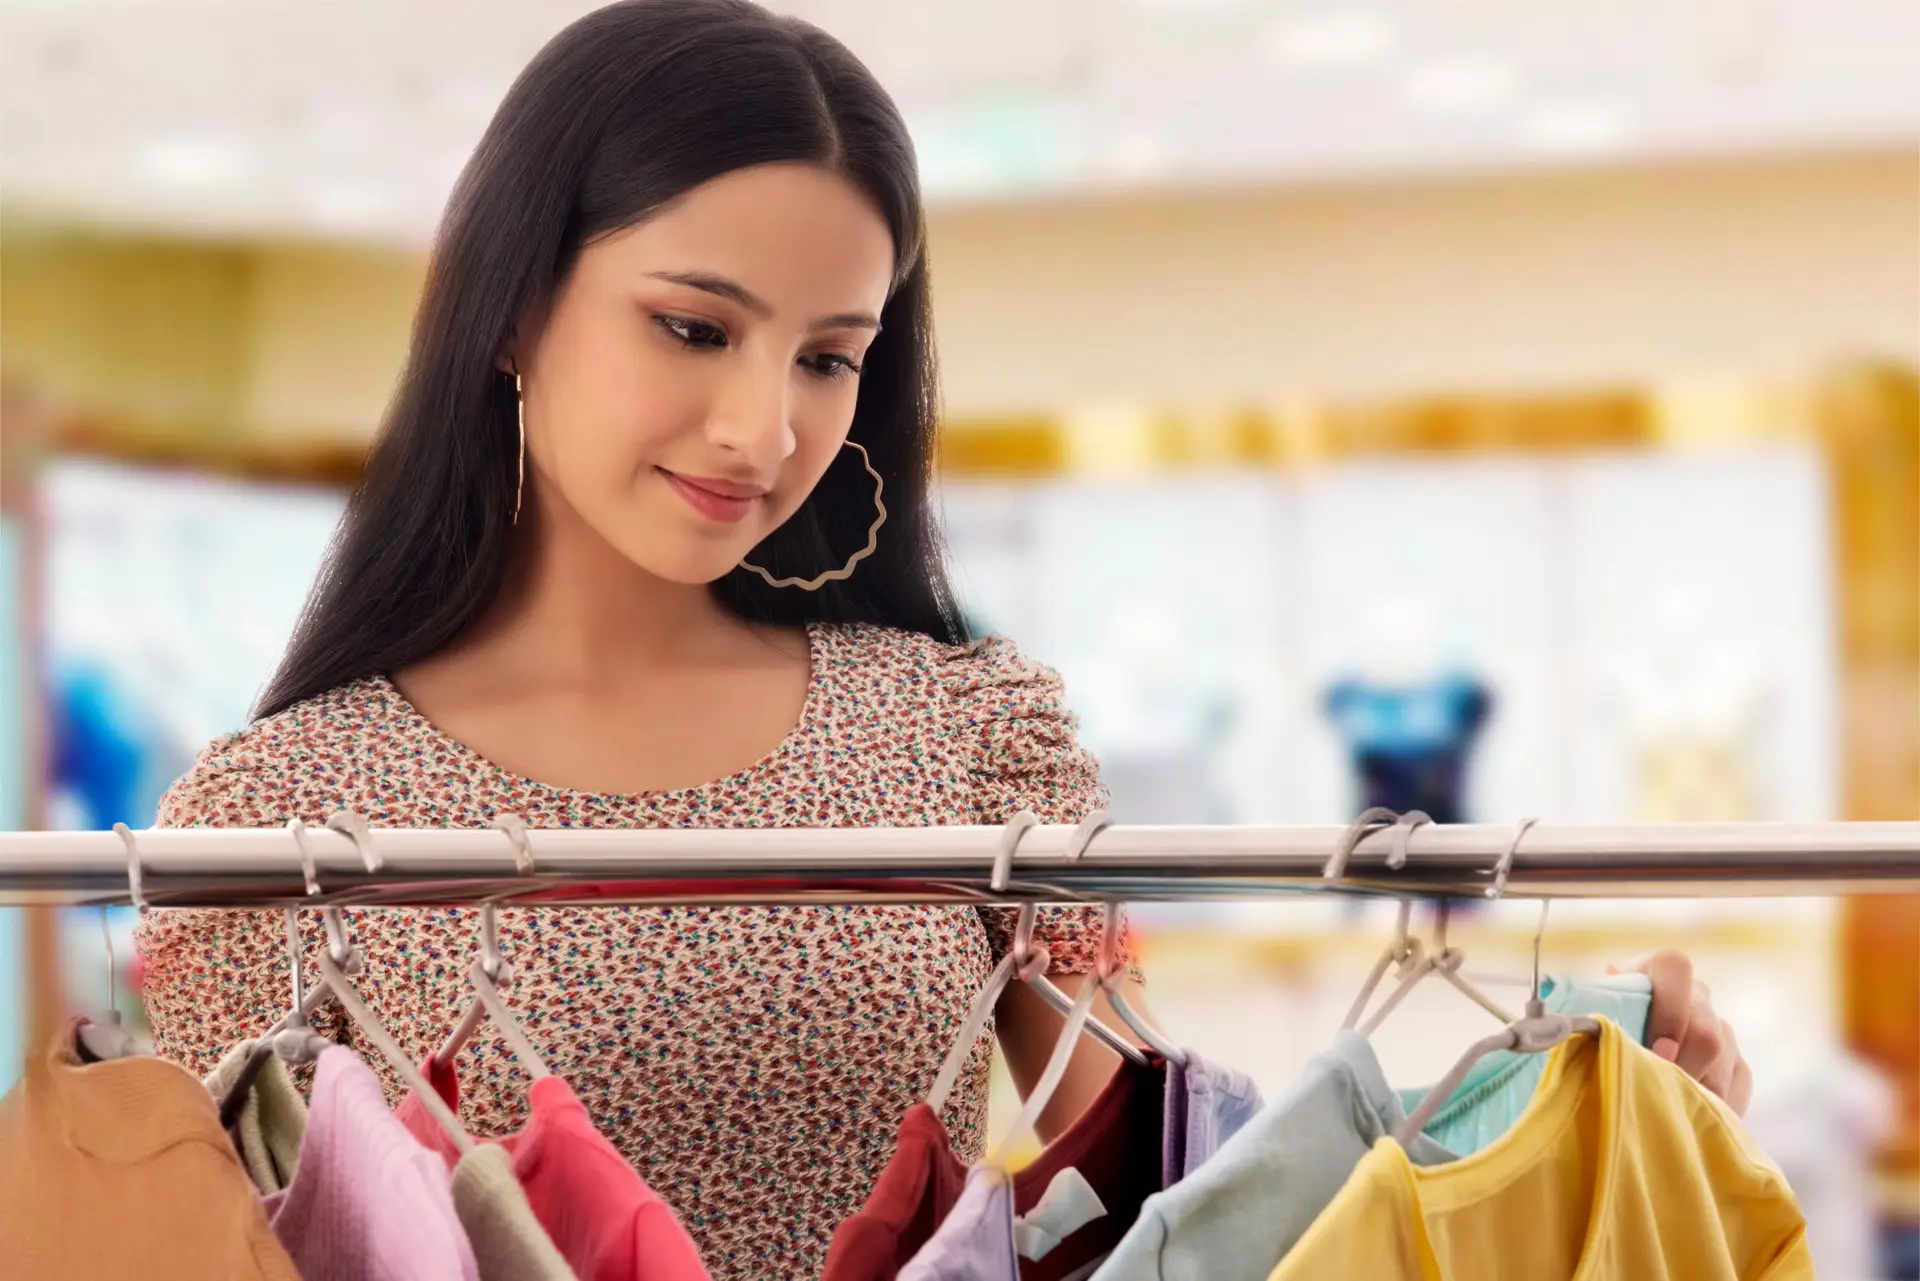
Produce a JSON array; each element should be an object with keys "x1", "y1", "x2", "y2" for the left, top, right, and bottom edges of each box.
[
  {"x1": 1516, "y1": 101, "x2": 1639, "y2": 155},
  {"x1": 138, "y1": 135, "x2": 250, "y2": 188},
  {"x1": 1403, "y1": 59, "x2": 1520, "y2": 113},
  {"x1": 1263, "y1": 11, "x2": 1398, "y2": 69}
]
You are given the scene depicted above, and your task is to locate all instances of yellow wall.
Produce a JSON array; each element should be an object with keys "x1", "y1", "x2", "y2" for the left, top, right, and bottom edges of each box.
[{"x1": 3, "y1": 149, "x2": 1915, "y2": 440}]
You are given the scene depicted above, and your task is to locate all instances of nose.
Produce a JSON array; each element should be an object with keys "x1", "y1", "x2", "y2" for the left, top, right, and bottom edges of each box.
[{"x1": 705, "y1": 352, "x2": 795, "y2": 469}]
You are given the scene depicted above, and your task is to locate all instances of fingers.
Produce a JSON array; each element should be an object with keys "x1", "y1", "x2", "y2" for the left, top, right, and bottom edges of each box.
[
  {"x1": 1727, "y1": 1053, "x2": 1754, "y2": 1117},
  {"x1": 1672, "y1": 980, "x2": 1725, "y2": 1081},
  {"x1": 1629, "y1": 949, "x2": 1695, "y2": 1061},
  {"x1": 1619, "y1": 951, "x2": 1753, "y2": 1116}
]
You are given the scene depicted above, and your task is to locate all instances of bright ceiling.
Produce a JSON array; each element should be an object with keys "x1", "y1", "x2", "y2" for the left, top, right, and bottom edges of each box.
[{"x1": 3, "y1": 0, "x2": 1916, "y2": 243}]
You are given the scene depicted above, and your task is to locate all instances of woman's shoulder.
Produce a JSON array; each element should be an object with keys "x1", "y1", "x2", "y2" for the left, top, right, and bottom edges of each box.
[
  {"x1": 816, "y1": 621, "x2": 1074, "y2": 717},
  {"x1": 155, "y1": 676, "x2": 405, "y2": 827}
]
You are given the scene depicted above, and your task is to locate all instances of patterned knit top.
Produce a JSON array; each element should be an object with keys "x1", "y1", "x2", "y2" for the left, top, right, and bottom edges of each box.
[{"x1": 136, "y1": 622, "x2": 1134, "y2": 1280}]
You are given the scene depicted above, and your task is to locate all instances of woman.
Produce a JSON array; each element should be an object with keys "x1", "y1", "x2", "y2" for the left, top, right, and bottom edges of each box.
[{"x1": 137, "y1": 2, "x2": 1751, "y2": 1276}]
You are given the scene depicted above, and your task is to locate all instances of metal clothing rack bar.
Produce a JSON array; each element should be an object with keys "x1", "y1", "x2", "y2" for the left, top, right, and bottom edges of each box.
[{"x1": 1, "y1": 821, "x2": 1918, "y2": 908}]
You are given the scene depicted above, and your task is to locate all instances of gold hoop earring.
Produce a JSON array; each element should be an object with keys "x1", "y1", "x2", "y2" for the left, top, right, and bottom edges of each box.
[
  {"x1": 512, "y1": 373, "x2": 526, "y2": 526},
  {"x1": 738, "y1": 439, "x2": 886, "y2": 591}
]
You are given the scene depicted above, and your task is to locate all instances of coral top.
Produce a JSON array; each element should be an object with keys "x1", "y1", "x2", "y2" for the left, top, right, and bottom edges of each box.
[{"x1": 137, "y1": 624, "x2": 1133, "y2": 1281}]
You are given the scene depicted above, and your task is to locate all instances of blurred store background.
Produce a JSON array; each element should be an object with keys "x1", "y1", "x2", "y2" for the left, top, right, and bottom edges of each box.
[{"x1": 1, "y1": 0, "x2": 1916, "y2": 1274}]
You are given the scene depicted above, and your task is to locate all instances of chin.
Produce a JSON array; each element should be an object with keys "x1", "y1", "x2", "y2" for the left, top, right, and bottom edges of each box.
[{"x1": 610, "y1": 537, "x2": 753, "y2": 586}]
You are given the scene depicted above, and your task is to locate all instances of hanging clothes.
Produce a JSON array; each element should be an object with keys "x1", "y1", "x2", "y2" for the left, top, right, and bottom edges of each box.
[
  {"x1": 453, "y1": 1143, "x2": 582, "y2": 1281},
  {"x1": 895, "y1": 1051, "x2": 1261, "y2": 1281},
  {"x1": 397, "y1": 1058, "x2": 709, "y2": 1281},
  {"x1": 203, "y1": 1038, "x2": 309, "y2": 1194},
  {"x1": 826, "y1": 1055, "x2": 1167, "y2": 1281},
  {"x1": 1092, "y1": 973, "x2": 1652, "y2": 1281},
  {"x1": 1160, "y1": 1052, "x2": 1264, "y2": 1185},
  {"x1": 257, "y1": 1045, "x2": 478, "y2": 1281},
  {"x1": 1267, "y1": 1018, "x2": 1813, "y2": 1280},
  {"x1": 1394, "y1": 974, "x2": 1651, "y2": 1157},
  {"x1": 0, "y1": 906, "x2": 299, "y2": 1281}
]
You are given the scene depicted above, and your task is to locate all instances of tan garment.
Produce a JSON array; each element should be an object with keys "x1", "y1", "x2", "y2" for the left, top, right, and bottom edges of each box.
[
  {"x1": 203, "y1": 1039, "x2": 310, "y2": 1194},
  {"x1": 0, "y1": 906, "x2": 299, "y2": 1281},
  {"x1": 452, "y1": 1143, "x2": 580, "y2": 1281}
]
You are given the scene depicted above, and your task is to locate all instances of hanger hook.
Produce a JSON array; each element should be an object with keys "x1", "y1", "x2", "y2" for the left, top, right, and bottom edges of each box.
[
  {"x1": 990, "y1": 811, "x2": 1046, "y2": 976},
  {"x1": 286, "y1": 818, "x2": 321, "y2": 897},
  {"x1": 1388, "y1": 810, "x2": 1432, "y2": 871},
  {"x1": 1529, "y1": 899, "x2": 1552, "y2": 1014},
  {"x1": 989, "y1": 809, "x2": 1040, "y2": 893},
  {"x1": 1325, "y1": 807, "x2": 1399, "y2": 882},
  {"x1": 1065, "y1": 809, "x2": 1111, "y2": 862},
  {"x1": 489, "y1": 813, "x2": 535, "y2": 878},
  {"x1": 1489, "y1": 817, "x2": 1538, "y2": 901},
  {"x1": 112, "y1": 822, "x2": 145, "y2": 911},
  {"x1": 326, "y1": 810, "x2": 384, "y2": 874}
]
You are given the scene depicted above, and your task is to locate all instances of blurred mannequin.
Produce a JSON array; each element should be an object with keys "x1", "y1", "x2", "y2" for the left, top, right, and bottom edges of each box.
[
  {"x1": 1609, "y1": 589, "x2": 1771, "y2": 822},
  {"x1": 1324, "y1": 596, "x2": 1492, "y2": 825}
]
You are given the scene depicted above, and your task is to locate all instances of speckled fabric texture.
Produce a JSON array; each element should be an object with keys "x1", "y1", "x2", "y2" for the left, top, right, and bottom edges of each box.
[{"x1": 137, "y1": 623, "x2": 1135, "y2": 1281}]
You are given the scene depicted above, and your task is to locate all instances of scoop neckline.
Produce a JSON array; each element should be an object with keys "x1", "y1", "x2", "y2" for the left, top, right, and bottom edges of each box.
[{"x1": 367, "y1": 619, "x2": 829, "y2": 805}]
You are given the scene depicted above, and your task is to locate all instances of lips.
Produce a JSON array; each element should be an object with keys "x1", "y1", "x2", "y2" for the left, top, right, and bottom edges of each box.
[{"x1": 660, "y1": 469, "x2": 765, "y2": 524}]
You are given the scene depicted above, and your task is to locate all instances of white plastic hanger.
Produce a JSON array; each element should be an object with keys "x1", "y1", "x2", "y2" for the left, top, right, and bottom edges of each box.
[
  {"x1": 218, "y1": 906, "x2": 335, "y2": 1127},
  {"x1": 990, "y1": 852, "x2": 1152, "y2": 1175},
  {"x1": 431, "y1": 815, "x2": 550, "y2": 1080},
  {"x1": 286, "y1": 816, "x2": 478, "y2": 1158},
  {"x1": 1062, "y1": 810, "x2": 1186, "y2": 1068},
  {"x1": 75, "y1": 824, "x2": 149, "y2": 1062},
  {"x1": 924, "y1": 811, "x2": 1146, "y2": 1117},
  {"x1": 1395, "y1": 896, "x2": 1599, "y2": 1146},
  {"x1": 1335, "y1": 811, "x2": 1519, "y2": 1033}
]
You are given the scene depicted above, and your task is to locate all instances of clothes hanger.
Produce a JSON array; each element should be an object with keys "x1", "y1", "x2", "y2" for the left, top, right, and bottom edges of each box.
[
  {"x1": 1334, "y1": 811, "x2": 1519, "y2": 1033},
  {"x1": 924, "y1": 810, "x2": 1145, "y2": 1117},
  {"x1": 1394, "y1": 891, "x2": 1599, "y2": 1147},
  {"x1": 217, "y1": 906, "x2": 334, "y2": 1128},
  {"x1": 75, "y1": 824, "x2": 150, "y2": 1062},
  {"x1": 284, "y1": 815, "x2": 478, "y2": 1158},
  {"x1": 1065, "y1": 809, "x2": 1186, "y2": 1067},
  {"x1": 431, "y1": 815, "x2": 551, "y2": 1080},
  {"x1": 993, "y1": 811, "x2": 1148, "y2": 1067},
  {"x1": 985, "y1": 853, "x2": 1150, "y2": 1168}
]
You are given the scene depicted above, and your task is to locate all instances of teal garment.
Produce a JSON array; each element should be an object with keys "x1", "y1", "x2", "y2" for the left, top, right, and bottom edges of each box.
[{"x1": 1396, "y1": 972, "x2": 1653, "y2": 1155}]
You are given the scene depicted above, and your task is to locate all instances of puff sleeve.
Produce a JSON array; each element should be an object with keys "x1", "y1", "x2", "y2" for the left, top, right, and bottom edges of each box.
[{"x1": 939, "y1": 635, "x2": 1141, "y2": 981}]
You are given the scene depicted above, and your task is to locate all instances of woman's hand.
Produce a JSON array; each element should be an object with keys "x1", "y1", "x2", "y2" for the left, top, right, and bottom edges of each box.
[{"x1": 1613, "y1": 950, "x2": 1752, "y2": 1115}]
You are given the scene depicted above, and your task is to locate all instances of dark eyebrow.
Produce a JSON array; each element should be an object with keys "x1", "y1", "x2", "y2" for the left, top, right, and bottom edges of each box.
[{"x1": 647, "y1": 270, "x2": 881, "y2": 333}]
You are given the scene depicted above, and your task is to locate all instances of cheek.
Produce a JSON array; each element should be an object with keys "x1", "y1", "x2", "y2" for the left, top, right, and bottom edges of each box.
[{"x1": 530, "y1": 330, "x2": 703, "y2": 480}]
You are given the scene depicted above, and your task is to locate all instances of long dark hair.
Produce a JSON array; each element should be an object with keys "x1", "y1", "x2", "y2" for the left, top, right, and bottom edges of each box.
[{"x1": 256, "y1": 0, "x2": 966, "y2": 720}]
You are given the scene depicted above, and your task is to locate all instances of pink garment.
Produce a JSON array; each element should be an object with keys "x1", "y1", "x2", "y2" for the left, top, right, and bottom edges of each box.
[
  {"x1": 398, "y1": 1061, "x2": 709, "y2": 1281},
  {"x1": 263, "y1": 1047, "x2": 478, "y2": 1281}
]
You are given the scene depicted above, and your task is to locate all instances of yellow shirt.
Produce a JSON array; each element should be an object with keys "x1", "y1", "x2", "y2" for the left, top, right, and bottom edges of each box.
[{"x1": 1268, "y1": 1017, "x2": 1813, "y2": 1281}]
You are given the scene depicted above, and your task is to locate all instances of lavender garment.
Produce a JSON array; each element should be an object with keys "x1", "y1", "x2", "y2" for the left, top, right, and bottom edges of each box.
[
  {"x1": 1176, "y1": 1051, "x2": 1263, "y2": 1179},
  {"x1": 260, "y1": 1047, "x2": 479, "y2": 1281},
  {"x1": 897, "y1": 1167, "x2": 1018, "y2": 1281}
]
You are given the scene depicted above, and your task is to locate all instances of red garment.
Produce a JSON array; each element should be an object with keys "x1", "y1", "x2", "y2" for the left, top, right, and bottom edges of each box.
[
  {"x1": 397, "y1": 1062, "x2": 709, "y2": 1281},
  {"x1": 822, "y1": 1057, "x2": 1166, "y2": 1281}
]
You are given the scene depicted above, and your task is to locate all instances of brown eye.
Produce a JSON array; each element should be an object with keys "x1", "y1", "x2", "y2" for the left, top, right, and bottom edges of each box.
[{"x1": 656, "y1": 315, "x2": 728, "y2": 348}]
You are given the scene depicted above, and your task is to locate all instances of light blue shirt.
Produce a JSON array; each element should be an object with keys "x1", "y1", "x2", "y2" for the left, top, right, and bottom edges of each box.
[{"x1": 1091, "y1": 974, "x2": 1652, "y2": 1281}]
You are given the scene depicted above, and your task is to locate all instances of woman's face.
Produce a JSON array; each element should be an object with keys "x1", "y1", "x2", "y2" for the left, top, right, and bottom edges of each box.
[{"x1": 512, "y1": 162, "x2": 895, "y2": 584}]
